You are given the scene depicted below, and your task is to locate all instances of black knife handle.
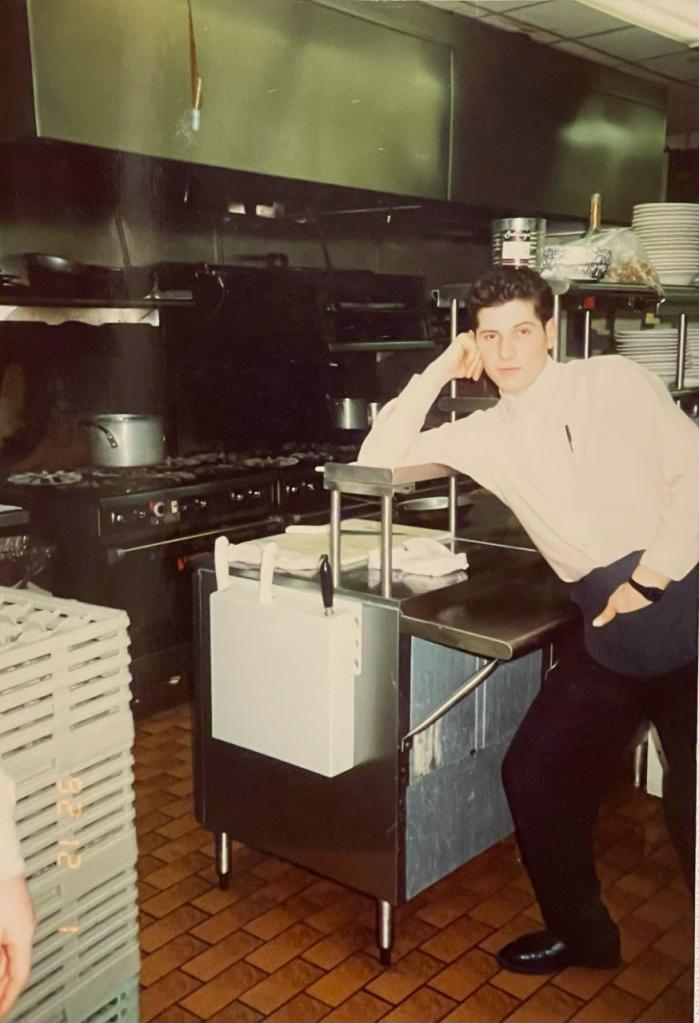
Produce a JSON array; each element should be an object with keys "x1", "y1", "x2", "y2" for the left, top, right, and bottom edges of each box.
[{"x1": 318, "y1": 554, "x2": 334, "y2": 615}]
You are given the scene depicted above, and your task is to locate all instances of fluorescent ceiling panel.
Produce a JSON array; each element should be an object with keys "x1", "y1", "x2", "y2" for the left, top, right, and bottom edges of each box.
[{"x1": 576, "y1": 0, "x2": 699, "y2": 46}]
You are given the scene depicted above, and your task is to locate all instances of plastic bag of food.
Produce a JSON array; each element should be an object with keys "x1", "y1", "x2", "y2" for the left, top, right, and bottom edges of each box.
[
  {"x1": 542, "y1": 227, "x2": 663, "y2": 294},
  {"x1": 595, "y1": 227, "x2": 664, "y2": 294},
  {"x1": 541, "y1": 239, "x2": 612, "y2": 281}
]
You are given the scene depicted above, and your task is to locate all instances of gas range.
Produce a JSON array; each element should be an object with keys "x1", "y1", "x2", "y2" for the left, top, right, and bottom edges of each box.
[{"x1": 2, "y1": 443, "x2": 359, "y2": 543}]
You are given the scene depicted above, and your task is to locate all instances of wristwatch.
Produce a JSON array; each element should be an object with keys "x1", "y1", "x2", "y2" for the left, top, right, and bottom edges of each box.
[{"x1": 627, "y1": 577, "x2": 665, "y2": 603}]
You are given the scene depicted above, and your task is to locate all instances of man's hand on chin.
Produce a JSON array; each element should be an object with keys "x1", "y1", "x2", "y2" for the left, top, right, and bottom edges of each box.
[{"x1": 0, "y1": 875, "x2": 34, "y2": 1019}]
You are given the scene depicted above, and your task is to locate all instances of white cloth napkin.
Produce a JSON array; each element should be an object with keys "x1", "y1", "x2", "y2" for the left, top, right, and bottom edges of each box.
[
  {"x1": 368, "y1": 537, "x2": 467, "y2": 577},
  {"x1": 227, "y1": 541, "x2": 320, "y2": 573}
]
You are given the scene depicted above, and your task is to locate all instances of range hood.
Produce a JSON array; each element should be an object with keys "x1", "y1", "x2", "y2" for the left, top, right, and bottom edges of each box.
[{"x1": 1, "y1": 0, "x2": 667, "y2": 219}]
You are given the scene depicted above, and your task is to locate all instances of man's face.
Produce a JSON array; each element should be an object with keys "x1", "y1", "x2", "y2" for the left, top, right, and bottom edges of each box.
[{"x1": 474, "y1": 298, "x2": 556, "y2": 395}]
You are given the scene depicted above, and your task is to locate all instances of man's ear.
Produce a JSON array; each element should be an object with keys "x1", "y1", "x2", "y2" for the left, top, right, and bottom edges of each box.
[{"x1": 545, "y1": 318, "x2": 556, "y2": 351}]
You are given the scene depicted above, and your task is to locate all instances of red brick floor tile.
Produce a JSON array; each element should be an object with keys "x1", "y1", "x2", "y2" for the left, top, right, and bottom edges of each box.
[
  {"x1": 303, "y1": 922, "x2": 374, "y2": 970},
  {"x1": 442, "y1": 983, "x2": 520, "y2": 1023},
  {"x1": 618, "y1": 913, "x2": 664, "y2": 963},
  {"x1": 305, "y1": 892, "x2": 373, "y2": 935},
  {"x1": 203, "y1": 1001, "x2": 263, "y2": 1023},
  {"x1": 190, "y1": 898, "x2": 271, "y2": 944},
  {"x1": 419, "y1": 914, "x2": 492, "y2": 964},
  {"x1": 150, "y1": 828, "x2": 213, "y2": 864},
  {"x1": 632, "y1": 886, "x2": 693, "y2": 930},
  {"x1": 246, "y1": 921, "x2": 325, "y2": 974},
  {"x1": 183, "y1": 930, "x2": 263, "y2": 982},
  {"x1": 142, "y1": 875, "x2": 212, "y2": 919},
  {"x1": 468, "y1": 884, "x2": 535, "y2": 929},
  {"x1": 491, "y1": 966, "x2": 551, "y2": 1001},
  {"x1": 265, "y1": 992, "x2": 329, "y2": 1022},
  {"x1": 318, "y1": 990, "x2": 392, "y2": 1022},
  {"x1": 614, "y1": 947, "x2": 685, "y2": 1003},
  {"x1": 380, "y1": 986, "x2": 458, "y2": 1022},
  {"x1": 143, "y1": 851, "x2": 213, "y2": 892},
  {"x1": 569, "y1": 984, "x2": 646, "y2": 1022},
  {"x1": 504, "y1": 983, "x2": 583, "y2": 1022},
  {"x1": 364, "y1": 949, "x2": 442, "y2": 1005},
  {"x1": 239, "y1": 959, "x2": 324, "y2": 1015},
  {"x1": 190, "y1": 873, "x2": 264, "y2": 914},
  {"x1": 243, "y1": 902, "x2": 309, "y2": 941},
  {"x1": 306, "y1": 952, "x2": 383, "y2": 1008},
  {"x1": 141, "y1": 933, "x2": 209, "y2": 986},
  {"x1": 150, "y1": 1006, "x2": 201, "y2": 1023},
  {"x1": 552, "y1": 963, "x2": 623, "y2": 1002},
  {"x1": 140, "y1": 904, "x2": 209, "y2": 953},
  {"x1": 180, "y1": 960, "x2": 267, "y2": 1019},
  {"x1": 429, "y1": 945, "x2": 500, "y2": 1002},
  {"x1": 673, "y1": 966, "x2": 693, "y2": 993},
  {"x1": 634, "y1": 984, "x2": 694, "y2": 1023},
  {"x1": 416, "y1": 890, "x2": 482, "y2": 929},
  {"x1": 140, "y1": 969, "x2": 201, "y2": 1022},
  {"x1": 651, "y1": 915, "x2": 695, "y2": 965}
]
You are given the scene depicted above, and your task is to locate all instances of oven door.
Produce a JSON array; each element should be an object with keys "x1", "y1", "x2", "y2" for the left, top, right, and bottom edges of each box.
[{"x1": 103, "y1": 517, "x2": 283, "y2": 714}]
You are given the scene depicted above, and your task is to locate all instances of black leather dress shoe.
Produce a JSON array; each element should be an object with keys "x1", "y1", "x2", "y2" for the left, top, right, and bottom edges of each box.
[{"x1": 496, "y1": 930, "x2": 621, "y2": 974}]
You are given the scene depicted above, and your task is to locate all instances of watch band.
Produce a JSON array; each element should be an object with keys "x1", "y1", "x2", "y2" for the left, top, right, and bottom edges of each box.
[{"x1": 628, "y1": 577, "x2": 664, "y2": 603}]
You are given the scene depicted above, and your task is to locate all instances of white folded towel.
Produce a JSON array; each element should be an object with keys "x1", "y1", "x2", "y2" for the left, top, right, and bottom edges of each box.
[
  {"x1": 227, "y1": 541, "x2": 319, "y2": 573},
  {"x1": 368, "y1": 537, "x2": 467, "y2": 577}
]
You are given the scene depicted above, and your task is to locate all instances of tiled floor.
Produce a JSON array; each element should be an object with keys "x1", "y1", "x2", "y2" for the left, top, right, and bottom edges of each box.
[{"x1": 135, "y1": 706, "x2": 694, "y2": 1023}]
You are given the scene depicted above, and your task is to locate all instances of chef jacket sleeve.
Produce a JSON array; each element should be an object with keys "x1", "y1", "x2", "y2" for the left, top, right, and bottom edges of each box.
[
  {"x1": 0, "y1": 768, "x2": 24, "y2": 882},
  {"x1": 357, "y1": 372, "x2": 494, "y2": 486},
  {"x1": 604, "y1": 357, "x2": 699, "y2": 581}
]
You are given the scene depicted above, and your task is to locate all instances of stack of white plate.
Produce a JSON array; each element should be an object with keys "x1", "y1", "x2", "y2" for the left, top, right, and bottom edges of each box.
[
  {"x1": 631, "y1": 203, "x2": 699, "y2": 286},
  {"x1": 615, "y1": 327, "x2": 699, "y2": 386}
]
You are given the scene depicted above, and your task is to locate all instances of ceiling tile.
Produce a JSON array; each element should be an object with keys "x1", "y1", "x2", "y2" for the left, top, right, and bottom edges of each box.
[
  {"x1": 472, "y1": 1, "x2": 546, "y2": 12},
  {"x1": 613, "y1": 62, "x2": 674, "y2": 85},
  {"x1": 495, "y1": 0, "x2": 629, "y2": 37},
  {"x1": 577, "y1": 25, "x2": 688, "y2": 61},
  {"x1": 419, "y1": 0, "x2": 487, "y2": 19},
  {"x1": 640, "y1": 50, "x2": 699, "y2": 82},
  {"x1": 524, "y1": 27, "x2": 561, "y2": 43},
  {"x1": 477, "y1": 11, "x2": 531, "y2": 32},
  {"x1": 550, "y1": 39, "x2": 621, "y2": 65}
]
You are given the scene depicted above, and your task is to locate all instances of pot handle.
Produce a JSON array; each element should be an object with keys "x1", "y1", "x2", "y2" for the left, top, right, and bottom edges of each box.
[{"x1": 78, "y1": 419, "x2": 119, "y2": 449}]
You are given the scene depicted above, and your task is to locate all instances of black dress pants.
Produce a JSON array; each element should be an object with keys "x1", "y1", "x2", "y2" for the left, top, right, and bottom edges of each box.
[{"x1": 501, "y1": 554, "x2": 697, "y2": 951}]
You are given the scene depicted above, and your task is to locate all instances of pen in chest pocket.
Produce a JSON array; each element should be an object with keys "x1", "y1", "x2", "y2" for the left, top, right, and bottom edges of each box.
[{"x1": 564, "y1": 425, "x2": 574, "y2": 453}]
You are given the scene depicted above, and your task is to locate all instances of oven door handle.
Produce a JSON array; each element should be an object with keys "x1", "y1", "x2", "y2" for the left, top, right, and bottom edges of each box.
[{"x1": 106, "y1": 519, "x2": 282, "y2": 563}]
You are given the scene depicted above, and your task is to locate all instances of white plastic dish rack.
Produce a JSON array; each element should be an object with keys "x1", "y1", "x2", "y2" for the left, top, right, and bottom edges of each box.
[
  {"x1": 0, "y1": 587, "x2": 133, "y2": 784},
  {"x1": 9, "y1": 865, "x2": 139, "y2": 1023},
  {"x1": 0, "y1": 587, "x2": 140, "y2": 1023}
]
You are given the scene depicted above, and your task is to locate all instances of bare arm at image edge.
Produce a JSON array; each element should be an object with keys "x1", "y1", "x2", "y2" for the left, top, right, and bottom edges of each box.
[{"x1": 0, "y1": 770, "x2": 34, "y2": 1021}]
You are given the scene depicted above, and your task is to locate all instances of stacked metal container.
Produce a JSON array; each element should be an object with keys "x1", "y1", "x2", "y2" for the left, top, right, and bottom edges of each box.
[{"x1": 0, "y1": 587, "x2": 139, "y2": 1023}]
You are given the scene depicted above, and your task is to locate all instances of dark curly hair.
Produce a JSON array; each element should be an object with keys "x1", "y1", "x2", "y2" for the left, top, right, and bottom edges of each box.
[{"x1": 469, "y1": 267, "x2": 554, "y2": 328}]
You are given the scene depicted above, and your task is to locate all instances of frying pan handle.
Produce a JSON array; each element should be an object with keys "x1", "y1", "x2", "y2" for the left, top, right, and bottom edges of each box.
[{"x1": 78, "y1": 419, "x2": 119, "y2": 449}]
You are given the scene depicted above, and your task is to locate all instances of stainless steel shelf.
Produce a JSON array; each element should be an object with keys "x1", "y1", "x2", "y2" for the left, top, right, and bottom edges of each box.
[{"x1": 328, "y1": 339, "x2": 437, "y2": 353}]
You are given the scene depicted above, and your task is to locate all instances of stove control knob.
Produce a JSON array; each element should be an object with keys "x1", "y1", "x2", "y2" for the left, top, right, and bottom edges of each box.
[
  {"x1": 151, "y1": 500, "x2": 166, "y2": 517},
  {"x1": 112, "y1": 511, "x2": 126, "y2": 525},
  {"x1": 197, "y1": 498, "x2": 207, "y2": 509}
]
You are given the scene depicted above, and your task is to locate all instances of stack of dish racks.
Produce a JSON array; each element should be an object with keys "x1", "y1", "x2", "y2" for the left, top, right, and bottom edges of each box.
[{"x1": 0, "y1": 586, "x2": 139, "y2": 1023}]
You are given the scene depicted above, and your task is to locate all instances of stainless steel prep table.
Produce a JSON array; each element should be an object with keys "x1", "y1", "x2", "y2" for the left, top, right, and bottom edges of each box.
[{"x1": 192, "y1": 470, "x2": 577, "y2": 964}]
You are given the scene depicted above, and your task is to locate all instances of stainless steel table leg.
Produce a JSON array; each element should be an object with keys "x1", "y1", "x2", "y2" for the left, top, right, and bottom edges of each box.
[
  {"x1": 216, "y1": 831, "x2": 230, "y2": 890},
  {"x1": 376, "y1": 899, "x2": 393, "y2": 966}
]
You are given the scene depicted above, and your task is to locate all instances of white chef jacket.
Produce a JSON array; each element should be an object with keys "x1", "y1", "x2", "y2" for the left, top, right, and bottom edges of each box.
[
  {"x1": 358, "y1": 355, "x2": 699, "y2": 584},
  {"x1": 0, "y1": 767, "x2": 24, "y2": 881}
]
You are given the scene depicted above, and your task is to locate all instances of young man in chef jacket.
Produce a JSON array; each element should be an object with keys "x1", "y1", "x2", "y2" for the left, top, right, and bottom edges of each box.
[
  {"x1": 0, "y1": 769, "x2": 34, "y2": 1017},
  {"x1": 359, "y1": 266, "x2": 698, "y2": 974}
]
